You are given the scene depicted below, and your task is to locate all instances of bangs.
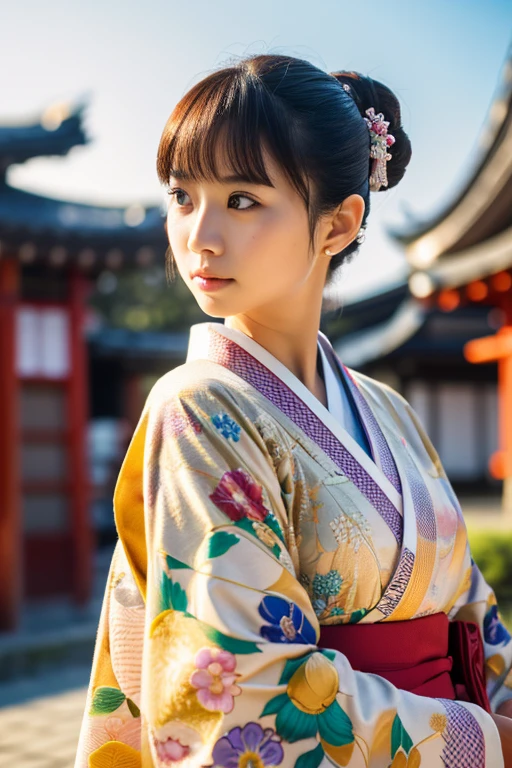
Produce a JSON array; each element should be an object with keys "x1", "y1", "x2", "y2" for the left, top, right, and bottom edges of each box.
[{"x1": 157, "y1": 66, "x2": 309, "y2": 202}]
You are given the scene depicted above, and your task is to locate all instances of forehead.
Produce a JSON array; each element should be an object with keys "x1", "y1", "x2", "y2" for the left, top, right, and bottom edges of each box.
[
  {"x1": 164, "y1": 105, "x2": 305, "y2": 196},
  {"x1": 170, "y1": 142, "x2": 295, "y2": 193}
]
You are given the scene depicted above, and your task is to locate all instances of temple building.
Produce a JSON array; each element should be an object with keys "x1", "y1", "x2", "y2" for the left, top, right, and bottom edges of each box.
[
  {"x1": 337, "y1": 45, "x2": 512, "y2": 507},
  {"x1": 0, "y1": 100, "x2": 167, "y2": 630},
  {"x1": 394, "y1": 45, "x2": 512, "y2": 511}
]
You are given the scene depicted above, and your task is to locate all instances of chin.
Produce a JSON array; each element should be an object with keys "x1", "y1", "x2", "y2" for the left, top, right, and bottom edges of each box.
[
  {"x1": 202, "y1": 308, "x2": 229, "y2": 319},
  {"x1": 194, "y1": 297, "x2": 230, "y2": 319},
  {"x1": 193, "y1": 292, "x2": 247, "y2": 320}
]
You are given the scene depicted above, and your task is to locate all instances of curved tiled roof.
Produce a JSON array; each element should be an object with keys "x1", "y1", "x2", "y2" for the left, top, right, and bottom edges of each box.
[
  {"x1": 0, "y1": 101, "x2": 88, "y2": 173},
  {"x1": 0, "y1": 99, "x2": 167, "y2": 268},
  {"x1": 390, "y1": 43, "x2": 512, "y2": 255}
]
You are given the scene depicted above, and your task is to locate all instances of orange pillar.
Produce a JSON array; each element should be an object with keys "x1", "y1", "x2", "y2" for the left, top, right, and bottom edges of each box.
[
  {"x1": 69, "y1": 269, "x2": 94, "y2": 604},
  {"x1": 0, "y1": 258, "x2": 22, "y2": 630},
  {"x1": 465, "y1": 326, "x2": 512, "y2": 515}
]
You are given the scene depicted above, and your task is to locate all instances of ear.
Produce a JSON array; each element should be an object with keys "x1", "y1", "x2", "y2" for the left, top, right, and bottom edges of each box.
[{"x1": 321, "y1": 194, "x2": 365, "y2": 255}]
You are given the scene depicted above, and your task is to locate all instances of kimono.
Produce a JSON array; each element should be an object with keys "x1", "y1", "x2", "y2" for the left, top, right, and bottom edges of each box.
[{"x1": 75, "y1": 321, "x2": 512, "y2": 768}]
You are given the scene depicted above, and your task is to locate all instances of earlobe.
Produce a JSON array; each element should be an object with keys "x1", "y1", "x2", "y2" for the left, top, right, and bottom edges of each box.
[{"x1": 324, "y1": 194, "x2": 366, "y2": 254}]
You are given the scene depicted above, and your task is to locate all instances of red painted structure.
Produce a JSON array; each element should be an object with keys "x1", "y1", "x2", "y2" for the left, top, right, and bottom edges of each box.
[
  {"x1": 466, "y1": 327, "x2": 512, "y2": 482},
  {"x1": 0, "y1": 259, "x2": 22, "y2": 630},
  {"x1": 15, "y1": 276, "x2": 93, "y2": 602},
  {"x1": 0, "y1": 101, "x2": 166, "y2": 629}
]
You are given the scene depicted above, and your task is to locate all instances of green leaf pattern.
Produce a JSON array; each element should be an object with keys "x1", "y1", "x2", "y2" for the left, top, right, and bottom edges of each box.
[
  {"x1": 391, "y1": 713, "x2": 414, "y2": 757},
  {"x1": 90, "y1": 687, "x2": 126, "y2": 716},
  {"x1": 206, "y1": 531, "x2": 240, "y2": 559}
]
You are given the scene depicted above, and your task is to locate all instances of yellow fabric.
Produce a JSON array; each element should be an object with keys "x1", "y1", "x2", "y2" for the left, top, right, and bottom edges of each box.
[{"x1": 114, "y1": 410, "x2": 149, "y2": 602}]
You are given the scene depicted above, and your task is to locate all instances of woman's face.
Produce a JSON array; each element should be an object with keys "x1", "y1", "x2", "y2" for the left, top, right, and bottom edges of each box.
[{"x1": 166, "y1": 147, "x2": 328, "y2": 321}]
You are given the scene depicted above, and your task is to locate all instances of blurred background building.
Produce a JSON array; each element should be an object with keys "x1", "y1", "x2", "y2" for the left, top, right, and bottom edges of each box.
[{"x1": 0, "y1": 102, "x2": 167, "y2": 630}]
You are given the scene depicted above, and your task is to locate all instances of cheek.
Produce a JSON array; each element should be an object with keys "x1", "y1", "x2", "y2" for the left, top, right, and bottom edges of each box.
[
  {"x1": 166, "y1": 212, "x2": 188, "y2": 250},
  {"x1": 247, "y1": 208, "x2": 310, "y2": 278},
  {"x1": 166, "y1": 214, "x2": 191, "y2": 275}
]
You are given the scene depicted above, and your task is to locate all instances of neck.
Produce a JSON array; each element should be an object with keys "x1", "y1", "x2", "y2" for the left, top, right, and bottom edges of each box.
[{"x1": 225, "y1": 292, "x2": 327, "y2": 407}]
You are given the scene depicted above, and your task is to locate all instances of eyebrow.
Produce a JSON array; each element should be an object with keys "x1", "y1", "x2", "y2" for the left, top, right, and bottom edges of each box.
[{"x1": 169, "y1": 169, "x2": 275, "y2": 188}]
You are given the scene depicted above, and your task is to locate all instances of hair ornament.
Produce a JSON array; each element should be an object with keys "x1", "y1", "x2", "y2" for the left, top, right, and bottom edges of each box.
[{"x1": 363, "y1": 107, "x2": 396, "y2": 191}]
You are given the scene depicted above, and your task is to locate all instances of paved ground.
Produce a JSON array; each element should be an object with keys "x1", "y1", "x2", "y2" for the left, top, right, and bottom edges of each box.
[
  {"x1": 0, "y1": 545, "x2": 113, "y2": 766},
  {"x1": 0, "y1": 665, "x2": 89, "y2": 767}
]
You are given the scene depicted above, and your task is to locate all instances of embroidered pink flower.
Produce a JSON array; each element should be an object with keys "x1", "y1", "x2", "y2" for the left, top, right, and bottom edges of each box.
[
  {"x1": 88, "y1": 716, "x2": 141, "y2": 753},
  {"x1": 154, "y1": 737, "x2": 190, "y2": 763},
  {"x1": 209, "y1": 469, "x2": 269, "y2": 522},
  {"x1": 104, "y1": 716, "x2": 125, "y2": 740},
  {"x1": 150, "y1": 722, "x2": 201, "y2": 766},
  {"x1": 190, "y1": 647, "x2": 241, "y2": 713}
]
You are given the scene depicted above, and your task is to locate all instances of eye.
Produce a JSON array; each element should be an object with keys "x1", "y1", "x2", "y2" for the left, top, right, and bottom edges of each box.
[
  {"x1": 168, "y1": 188, "x2": 191, "y2": 206},
  {"x1": 228, "y1": 194, "x2": 259, "y2": 210}
]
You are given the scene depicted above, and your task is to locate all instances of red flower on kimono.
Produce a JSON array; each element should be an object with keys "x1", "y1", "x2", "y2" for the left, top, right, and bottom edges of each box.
[{"x1": 209, "y1": 469, "x2": 269, "y2": 522}]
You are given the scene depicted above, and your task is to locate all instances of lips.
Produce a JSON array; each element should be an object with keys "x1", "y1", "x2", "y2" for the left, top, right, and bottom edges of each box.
[
  {"x1": 191, "y1": 270, "x2": 227, "y2": 280},
  {"x1": 191, "y1": 273, "x2": 234, "y2": 293}
]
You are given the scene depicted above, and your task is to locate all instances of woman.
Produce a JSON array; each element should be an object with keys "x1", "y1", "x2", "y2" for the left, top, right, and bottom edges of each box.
[{"x1": 75, "y1": 55, "x2": 512, "y2": 767}]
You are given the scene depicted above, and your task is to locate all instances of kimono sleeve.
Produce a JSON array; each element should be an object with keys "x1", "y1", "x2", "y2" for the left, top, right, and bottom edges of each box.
[
  {"x1": 74, "y1": 540, "x2": 145, "y2": 767},
  {"x1": 139, "y1": 379, "x2": 503, "y2": 768},
  {"x1": 403, "y1": 398, "x2": 512, "y2": 715},
  {"x1": 450, "y1": 558, "x2": 512, "y2": 713}
]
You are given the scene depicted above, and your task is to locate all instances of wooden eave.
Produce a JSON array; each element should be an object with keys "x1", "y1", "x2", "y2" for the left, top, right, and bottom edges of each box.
[{"x1": 390, "y1": 48, "x2": 512, "y2": 270}]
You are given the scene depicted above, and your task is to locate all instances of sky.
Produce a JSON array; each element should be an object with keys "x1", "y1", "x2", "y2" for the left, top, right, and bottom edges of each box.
[{"x1": 1, "y1": 0, "x2": 511, "y2": 301}]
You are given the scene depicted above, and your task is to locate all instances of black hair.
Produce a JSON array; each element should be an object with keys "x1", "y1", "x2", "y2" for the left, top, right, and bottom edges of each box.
[{"x1": 157, "y1": 54, "x2": 411, "y2": 278}]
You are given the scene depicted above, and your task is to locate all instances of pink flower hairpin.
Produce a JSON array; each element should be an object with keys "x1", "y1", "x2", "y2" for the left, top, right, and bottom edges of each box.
[{"x1": 363, "y1": 107, "x2": 396, "y2": 191}]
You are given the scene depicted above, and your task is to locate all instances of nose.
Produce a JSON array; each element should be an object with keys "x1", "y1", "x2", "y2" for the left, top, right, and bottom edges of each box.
[{"x1": 187, "y1": 204, "x2": 224, "y2": 257}]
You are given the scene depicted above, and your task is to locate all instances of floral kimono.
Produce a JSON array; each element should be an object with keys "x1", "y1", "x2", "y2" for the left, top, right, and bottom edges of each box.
[{"x1": 75, "y1": 322, "x2": 512, "y2": 768}]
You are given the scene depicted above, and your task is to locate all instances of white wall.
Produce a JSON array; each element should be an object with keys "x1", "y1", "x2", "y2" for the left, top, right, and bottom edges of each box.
[{"x1": 407, "y1": 381, "x2": 498, "y2": 481}]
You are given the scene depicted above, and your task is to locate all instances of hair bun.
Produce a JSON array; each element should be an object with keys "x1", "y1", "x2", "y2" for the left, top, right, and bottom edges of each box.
[{"x1": 331, "y1": 71, "x2": 412, "y2": 191}]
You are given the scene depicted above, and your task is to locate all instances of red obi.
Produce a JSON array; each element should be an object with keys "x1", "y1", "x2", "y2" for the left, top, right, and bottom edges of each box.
[{"x1": 318, "y1": 613, "x2": 491, "y2": 713}]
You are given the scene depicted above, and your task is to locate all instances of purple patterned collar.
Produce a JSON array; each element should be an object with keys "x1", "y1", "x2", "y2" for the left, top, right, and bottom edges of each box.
[{"x1": 187, "y1": 323, "x2": 404, "y2": 543}]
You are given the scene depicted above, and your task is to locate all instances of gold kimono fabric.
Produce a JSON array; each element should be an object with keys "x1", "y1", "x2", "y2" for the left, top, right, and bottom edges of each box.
[{"x1": 75, "y1": 323, "x2": 511, "y2": 768}]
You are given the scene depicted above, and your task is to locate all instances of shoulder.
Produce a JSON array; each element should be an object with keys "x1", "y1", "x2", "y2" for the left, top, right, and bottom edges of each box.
[
  {"x1": 139, "y1": 360, "x2": 279, "y2": 467},
  {"x1": 145, "y1": 359, "x2": 261, "y2": 423}
]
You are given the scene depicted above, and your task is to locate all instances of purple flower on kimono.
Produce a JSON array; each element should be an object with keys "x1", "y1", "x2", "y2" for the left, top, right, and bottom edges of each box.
[
  {"x1": 210, "y1": 470, "x2": 269, "y2": 522},
  {"x1": 258, "y1": 596, "x2": 316, "y2": 644},
  {"x1": 212, "y1": 722, "x2": 284, "y2": 767},
  {"x1": 484, "y1": 604, "x2": 512, "y2": 646}
]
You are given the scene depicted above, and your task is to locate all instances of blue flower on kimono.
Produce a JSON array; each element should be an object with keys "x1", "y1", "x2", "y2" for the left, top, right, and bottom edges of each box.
[
  {"x1": 211, "y1": 412, "x2": 241, "y2": 442},
  {"x1": 212, "y1": 722, "x2": 284, "y2": 767},
  {"x1": 484, "y1": 604, "x2": 512, "y2": 646},
  {"x1": 258, "y1": 596, "x2": 316, "y2": 644}
]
